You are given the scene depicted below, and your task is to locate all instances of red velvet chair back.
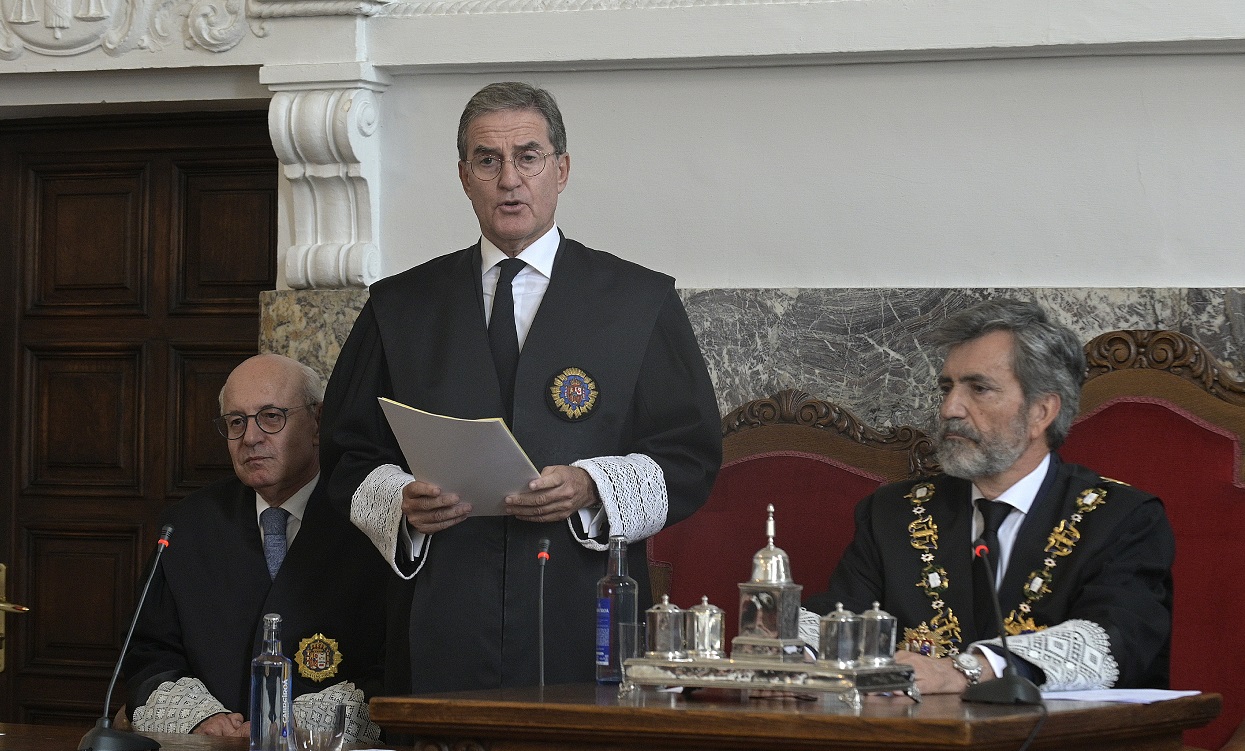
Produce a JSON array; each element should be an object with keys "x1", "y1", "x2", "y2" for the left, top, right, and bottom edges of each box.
[
  {"x1": 649, "y1": 451, "x2": 884, "y2": 643},
  {"x1": 1060, "y1": 330, "x2": 1245, "y2": 750},
  {"x1": 648, "y1": 389, "x2": 936, "y2": 643}
]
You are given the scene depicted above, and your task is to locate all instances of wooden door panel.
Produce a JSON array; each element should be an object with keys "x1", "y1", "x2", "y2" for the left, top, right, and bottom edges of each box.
[
  {"x1": 169, "y1": 345, "x2": 253, "y2": 492},
  {"x1": 22, "y1": 346, "x2": 143, "y2": 495},
  {"x1": 28, "y1": 166, "x2": 148, "y2": 315},
  {"x1": 22, "y1": 525, "x2": 140, "y2": 670},
  {"x1": 174, "y1": 161, "x2": 277, "y2": 312},
  {"x1": 0, "y1": 111, "x2": 276, "y2": 723}
]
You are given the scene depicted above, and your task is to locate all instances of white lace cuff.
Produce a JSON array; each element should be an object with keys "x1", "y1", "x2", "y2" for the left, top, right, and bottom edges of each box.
[
  {"x1": 130, "y1": 677, "x2": 229, "y2": 734},
  {"x1": 798, "y1": 607, "x2": 823, "y2": 651},
  {"x1": 292, "y1": 681, "x2": 381, "y2": 744},
  {"x1": 974, "y1": 618, "x2": 1119, "y2": 690},
  {"x1": 571, "y1": 454, "x2": 668, "y2": 551},
  {"x1": 351, "y1": 464, "x2": 422, "y2": 579}
]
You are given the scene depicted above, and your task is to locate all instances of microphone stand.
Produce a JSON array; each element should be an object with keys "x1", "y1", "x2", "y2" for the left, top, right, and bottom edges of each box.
[
  {"x1": 79, "y1": 526, "x2": 173, "y2": 751},
  {"x1": 962, "y1": 540, "x2": 1042, "y2": 705},
  {"x1": 536, "y1": 538, "x2": 550, "y2": 688}
]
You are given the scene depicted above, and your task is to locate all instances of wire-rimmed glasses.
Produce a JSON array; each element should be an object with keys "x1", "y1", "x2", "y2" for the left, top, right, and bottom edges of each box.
[{"x1": 466, "y1": 150, "x2": 557, "y2": 181}]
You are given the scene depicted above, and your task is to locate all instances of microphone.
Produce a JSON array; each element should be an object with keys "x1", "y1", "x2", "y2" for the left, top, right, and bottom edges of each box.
[
  {"x1": 961, "y1": 538, "x2": 1042, "y2": 705},
  {"x1": 79, "y1": 525, "x2": 174, "y2": 751},
  {"x1": 536, "y1": 538, "x2": 550, "y2": 687}
]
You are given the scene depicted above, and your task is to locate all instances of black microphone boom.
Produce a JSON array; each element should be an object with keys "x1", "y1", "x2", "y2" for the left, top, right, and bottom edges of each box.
[
  {"x1": 79, "y1": 525, "x2": 174, "y2": 751},
  {"x1": 961, "y1": 538, "x2": 1043, "y2": 705}
]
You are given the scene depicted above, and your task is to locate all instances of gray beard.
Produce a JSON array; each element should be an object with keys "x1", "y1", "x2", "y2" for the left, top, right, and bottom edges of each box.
[{"x1": 935, "y1": 416, "x2": 1029, "y2": 481}]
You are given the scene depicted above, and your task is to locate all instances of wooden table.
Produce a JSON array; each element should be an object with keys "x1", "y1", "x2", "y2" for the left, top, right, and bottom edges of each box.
[
  {"x1": 0, "y1": 723, "x2": 246, "y2": 750},
  {"x1": 370, "y1": 683, "x2": 1222, "y2": 751}
]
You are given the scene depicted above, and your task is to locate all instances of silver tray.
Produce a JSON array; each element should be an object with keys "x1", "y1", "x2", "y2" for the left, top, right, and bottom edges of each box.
[{"x1": 619, "y1": 656, "x2": 919, "y2": 709}]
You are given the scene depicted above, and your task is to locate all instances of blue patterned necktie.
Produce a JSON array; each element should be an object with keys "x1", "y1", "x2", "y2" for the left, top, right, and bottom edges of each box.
[{"x1": 261, "y1": 506, "x2": 290, "y2": 580}]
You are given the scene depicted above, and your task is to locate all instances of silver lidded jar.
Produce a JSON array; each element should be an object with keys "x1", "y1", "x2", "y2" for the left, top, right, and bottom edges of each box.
[
  {"x1": 645, "y1": 595, "x2": 688, "y2": 660},
  {"x1": 818, "y1": 602, "x2": 863, "y2": 669},
  {"x1": 684, "y1": 596, "x2": 726, "y2": 659},
  {"x1": 859, "y1": 601, "x2": 897, "y2": 666}
]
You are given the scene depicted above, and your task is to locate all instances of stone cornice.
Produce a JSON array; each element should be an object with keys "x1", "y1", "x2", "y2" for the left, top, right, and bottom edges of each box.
[{"x1": 5, "y1": 0, "x2": 1245, "y2": 64}]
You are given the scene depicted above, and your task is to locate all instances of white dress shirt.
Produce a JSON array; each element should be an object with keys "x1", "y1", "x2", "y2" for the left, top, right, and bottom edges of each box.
[{"x1": 254, "y1": 472, "x2": 319, "y2": 546}]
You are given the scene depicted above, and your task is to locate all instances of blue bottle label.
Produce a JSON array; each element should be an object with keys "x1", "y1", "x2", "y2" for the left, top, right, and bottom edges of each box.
[{"x1": 595, "y1": 598, "x2": 611, "y2": 666}]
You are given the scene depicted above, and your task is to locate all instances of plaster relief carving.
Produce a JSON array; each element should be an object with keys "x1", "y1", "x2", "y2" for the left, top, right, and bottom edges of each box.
[
  {"x1": 0, "y1": 0, "x2": 250, "y2": 57},
  {"x1": 269, "y1": 84, "x2": 385, "y2": 289}
]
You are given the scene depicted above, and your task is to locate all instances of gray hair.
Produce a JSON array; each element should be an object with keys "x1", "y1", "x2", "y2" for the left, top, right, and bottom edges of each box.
[
  {"x1": 457, "y1": 82, "x2": 567, "y2": 161},
  {"x1": 929, "y1": 298, "x2": 1085, "y2": 449},
  {"x1": 218, "y1": 354, "x2": 324, "y2": 413}
]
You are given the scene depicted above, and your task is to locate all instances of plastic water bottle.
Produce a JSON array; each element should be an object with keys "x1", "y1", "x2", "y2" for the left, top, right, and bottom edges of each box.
[
  {"x1": 595, "y1": 535, "x2": 638, "y2": 683},
  {"x1": 250, "y1": 613, "x2": 294, "y2": 750}
]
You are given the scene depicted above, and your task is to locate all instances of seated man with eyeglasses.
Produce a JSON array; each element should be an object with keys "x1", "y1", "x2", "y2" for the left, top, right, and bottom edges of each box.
[{"x1": 122, "y1": 354, "x2": 389, "y2": 742}]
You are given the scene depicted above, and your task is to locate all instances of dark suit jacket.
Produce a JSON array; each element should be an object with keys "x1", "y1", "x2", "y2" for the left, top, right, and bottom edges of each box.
[
  {"x1": 320, "y1": 236, "x2": 722, "y2": 694},
  {"x1": 123, "y1": 476, "x2": 390, "y2": 717},
  {"x1": 806, "y1": 456, "x2": 1174, "y2": 688}
]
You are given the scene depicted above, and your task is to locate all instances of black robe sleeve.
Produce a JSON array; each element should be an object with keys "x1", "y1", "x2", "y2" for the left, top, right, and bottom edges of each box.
[
  {"x1": 321, "y1": 300, "x2": 405, "y2": 522},
  {"x1": 626, "y1": 287, "x2": 722, "y2": 527}
]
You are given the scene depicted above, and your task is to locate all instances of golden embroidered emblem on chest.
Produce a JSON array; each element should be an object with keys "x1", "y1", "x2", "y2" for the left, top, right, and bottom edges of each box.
[{"x1": 295, "y1": 633, "x2": 343, "y2": 681}]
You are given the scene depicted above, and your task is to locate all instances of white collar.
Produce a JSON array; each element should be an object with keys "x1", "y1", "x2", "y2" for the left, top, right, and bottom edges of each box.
[
  {"x1": 479, "y1": 224, "x2": 560, "y2": 279},
  {"x1": 971, "y1": 453, "x2": 1051, "y2": 513},
  {"x1": 254, "y1": 472, "x2": 319, "y2": 522}
]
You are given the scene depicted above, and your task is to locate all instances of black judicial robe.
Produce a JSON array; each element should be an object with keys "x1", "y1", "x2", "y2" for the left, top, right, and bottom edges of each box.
[
  {"x1": 123, "y1": 477, "x2": 389, "y2": 718},
  {"x1": 805, "y1": 457, "x2": 1174, "y2": 688},
  {"x1": 320, "y1": 237, "x2": 722, "y2": 694}
]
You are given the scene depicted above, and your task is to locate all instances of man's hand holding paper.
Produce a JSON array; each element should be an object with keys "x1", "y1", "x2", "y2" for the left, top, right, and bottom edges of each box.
[
  {"x1": 402, "y1": 480, "x2": 471, "y2": 535},
  {"x1": 505, "y1": 465, "x2": 601, "y2": 523}
]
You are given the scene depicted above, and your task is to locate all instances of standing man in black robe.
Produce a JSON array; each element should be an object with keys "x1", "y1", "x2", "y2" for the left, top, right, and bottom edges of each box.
[
  {"x1": 320, "y1": 82, "x2": 722, "y2": 693},
  {"x1": 804, "y1": 299, "x2": 1174, "y2": 694}
]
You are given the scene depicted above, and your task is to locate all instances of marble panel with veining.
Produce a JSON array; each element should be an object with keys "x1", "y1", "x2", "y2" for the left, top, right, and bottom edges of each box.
[{"x1": 260, "y1": 287, "x2": 1245, "y2": 432}]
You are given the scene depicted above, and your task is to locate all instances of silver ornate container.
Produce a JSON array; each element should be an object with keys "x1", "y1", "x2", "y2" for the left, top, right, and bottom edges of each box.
[
  {"x1": 860, "y1": 601, "x2": 897, "y2": 666},
  {"x1": 645, "y1": 595, "x2": 688, "y2": 660},
  {"x1": 818, "y1": 602, "x2": 863, "y2": 669},
  {"x1": 684, "y1": 596, "x2": 726, "y2": 659},
  {"x1": 731, "y1": 505, "x2": 805, "y2": 662}
]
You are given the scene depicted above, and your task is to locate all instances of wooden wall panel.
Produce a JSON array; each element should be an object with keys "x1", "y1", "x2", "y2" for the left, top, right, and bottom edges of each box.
[
  {"x1": 22, "y1": 347, "x2": 142, "y2": 494},
  {"x1": 28, "y1": 167, "x2": 147, "y2": 315}
]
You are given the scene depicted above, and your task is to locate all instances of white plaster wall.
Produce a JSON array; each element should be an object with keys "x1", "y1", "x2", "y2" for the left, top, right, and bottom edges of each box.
[{"x1": 381, "y1": 53, "x2": 1245, "y2": 288}]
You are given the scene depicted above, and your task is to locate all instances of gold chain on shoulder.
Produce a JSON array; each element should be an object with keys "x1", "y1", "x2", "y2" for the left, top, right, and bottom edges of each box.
[
  {"x1": 902, "y1": 482, "x2": 963, "y2": 657},
  {"x1": 901, "y1": 482, "x2": 1111, "y2": 653},
  {"x1": 1003, "y1": 486, "x2": 1109, "y2": 635}
]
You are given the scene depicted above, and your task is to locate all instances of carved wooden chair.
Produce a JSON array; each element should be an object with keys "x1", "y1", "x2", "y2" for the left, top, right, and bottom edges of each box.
[
  {"x1": 1059, "y1": 330, "x2": 1245, "y2": 751},
  {"x1": 647, "y1": 389, "x2": 936, "y2": 644}
]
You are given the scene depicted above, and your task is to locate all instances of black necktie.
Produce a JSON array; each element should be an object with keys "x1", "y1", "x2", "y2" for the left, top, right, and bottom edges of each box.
[
  {"x1": 488, "y1": 258, "x2": 525, "y2": 426},
  {"x1": 973, "y1": 498, "x2": 1013, "y2": 639}
]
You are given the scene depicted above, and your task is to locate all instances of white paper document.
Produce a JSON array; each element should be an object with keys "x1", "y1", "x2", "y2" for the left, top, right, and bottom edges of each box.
[
  {"x1": 378, "y1": 397, "x2": 540, "y2": 516},
  {"x1": 1040, "y1": 689, "x2": 1201, "y2": 704}
]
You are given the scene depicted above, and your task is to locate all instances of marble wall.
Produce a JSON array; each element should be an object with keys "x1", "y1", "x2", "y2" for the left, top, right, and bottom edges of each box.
[{"x1": 261, "y1": 287, "x2": 1245, "y2": 433}]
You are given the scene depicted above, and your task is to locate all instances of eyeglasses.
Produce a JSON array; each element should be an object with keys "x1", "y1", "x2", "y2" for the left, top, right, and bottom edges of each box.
[
  {"x1": 214, "y1": 404, "x2": 316, "y2": 440},
  {"x1": 466, "y1": 150, "x2": 557, "y2": 181}
]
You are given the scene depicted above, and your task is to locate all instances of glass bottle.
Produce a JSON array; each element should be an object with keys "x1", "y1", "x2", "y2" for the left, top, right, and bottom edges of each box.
[
  {"x1": 595, "y1": 535, "x2": 638, "y2": 683},
  {"x1": 250, "y1": 613, "x2": 294, "y2": 751}
]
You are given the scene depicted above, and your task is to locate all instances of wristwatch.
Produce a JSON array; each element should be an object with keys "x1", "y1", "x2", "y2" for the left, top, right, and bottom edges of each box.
[{"x1": 952, "y1": 652, "x2": 983, "y2": 685}]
